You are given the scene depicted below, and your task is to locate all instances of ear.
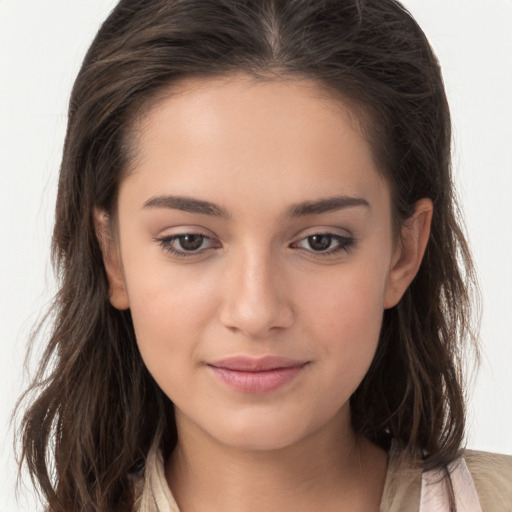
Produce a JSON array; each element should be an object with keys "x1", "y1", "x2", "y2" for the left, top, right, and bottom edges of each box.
[
  {"x1": 93, "y1": 208, "x2": 130, "y2": 310},
  {"x1": 384, "y1": 198, "x2": 433, "y2": 309}
]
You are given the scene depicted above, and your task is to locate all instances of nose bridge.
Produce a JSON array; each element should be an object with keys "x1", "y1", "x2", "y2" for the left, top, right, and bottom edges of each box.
[{"x1": 219, "y1": 243, "x2": 294, "y2": 338}]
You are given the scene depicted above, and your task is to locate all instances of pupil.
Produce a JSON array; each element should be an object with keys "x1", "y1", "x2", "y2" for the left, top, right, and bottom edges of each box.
[
  {"x1": 179, "y1": 234, "x2": 203, "y2": 251},
  {"x1": 309, "y1": 234, "x2": 331, "y2": 251}
]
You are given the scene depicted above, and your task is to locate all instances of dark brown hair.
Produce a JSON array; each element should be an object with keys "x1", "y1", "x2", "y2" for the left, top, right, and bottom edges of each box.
[{"x1": 17, "y1": 0, "x2": 478, "y2": 510}]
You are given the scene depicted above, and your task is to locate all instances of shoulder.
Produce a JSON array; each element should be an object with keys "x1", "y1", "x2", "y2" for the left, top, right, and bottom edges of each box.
[
  {"x1": 380, "y1": 443, "x2": 512, "y2": 512},
  {"x1": 130, "y1": 440, "x2": 181, "y2": 512},
  {"x1": 463, "y1": 449, "x2": 512, "y2": 510}
]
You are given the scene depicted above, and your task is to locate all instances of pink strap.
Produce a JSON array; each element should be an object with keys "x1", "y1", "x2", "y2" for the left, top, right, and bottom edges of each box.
[{"x1": 420, "y1": 458, "x2": 482, "y2": 512}]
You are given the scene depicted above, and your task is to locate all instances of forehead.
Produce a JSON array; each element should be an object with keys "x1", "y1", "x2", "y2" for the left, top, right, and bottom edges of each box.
[{"x1": 121, "y1": 74, "x2": 390, "y2": 219}]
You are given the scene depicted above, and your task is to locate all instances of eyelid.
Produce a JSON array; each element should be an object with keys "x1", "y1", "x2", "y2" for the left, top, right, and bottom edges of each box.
[
  {"x1": 292, "y1": 232, "x2": 355, "y2": 257},
  {"x1": 154, "y1": 232, "x2": 220, "y2": 258},
  {"x1": 154, "y1": 227, "x2": 356, "y2": 259}
]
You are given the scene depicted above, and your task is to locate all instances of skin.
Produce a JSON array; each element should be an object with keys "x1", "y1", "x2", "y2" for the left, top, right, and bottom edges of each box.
[{"x1": 97, "y1": 74, "x2": 433, "y2": 511}]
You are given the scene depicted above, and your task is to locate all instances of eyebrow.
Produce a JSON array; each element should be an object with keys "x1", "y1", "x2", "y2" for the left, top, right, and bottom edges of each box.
[
  {"x1": 143, "y1": 195, "x2": 231, "y2": 218},
  {"x1": 286, "y1": 195, "x2": 370, "y2": 217},
  {"x1": 143, "y1": 194, "x2": 370, "y2": 218}
]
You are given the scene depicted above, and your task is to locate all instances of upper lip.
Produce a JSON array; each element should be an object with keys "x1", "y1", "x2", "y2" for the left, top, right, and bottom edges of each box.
[{"x1": 208, "y1": 355, "x2": 308, "y2": 372}]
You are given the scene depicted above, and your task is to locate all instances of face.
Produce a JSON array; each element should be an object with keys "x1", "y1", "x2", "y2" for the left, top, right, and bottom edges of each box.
[{"x1": 100, "y1": 74, "x2": 430, "y2": 452}]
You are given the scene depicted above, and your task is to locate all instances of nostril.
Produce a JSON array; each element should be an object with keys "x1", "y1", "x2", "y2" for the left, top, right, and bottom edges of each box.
[
  {"x1": 219, "y1": 291, "x2": 294, "y2": 339},
  {"x1": 218, "y1": 254, "x2": 294, "y2": 337}
]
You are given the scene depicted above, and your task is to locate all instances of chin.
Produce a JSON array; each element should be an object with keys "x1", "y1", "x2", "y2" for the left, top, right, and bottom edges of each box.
[
  {"x1": 203, "y1": 408, "x2": 325, "y2": 452},
  {"x1": 216, "y1": 426, "x2": 306, "y2": 452}
]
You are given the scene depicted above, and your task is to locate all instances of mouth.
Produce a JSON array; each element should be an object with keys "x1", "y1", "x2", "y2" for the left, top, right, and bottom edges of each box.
[{"x1": 207, "y1": 356, "x2": 309, "y2": 393}]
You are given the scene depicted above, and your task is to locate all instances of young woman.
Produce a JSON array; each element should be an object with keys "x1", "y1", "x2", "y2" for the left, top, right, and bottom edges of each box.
[{"x1": 17, "y1": 0, "x2": 512, "y2": 511}]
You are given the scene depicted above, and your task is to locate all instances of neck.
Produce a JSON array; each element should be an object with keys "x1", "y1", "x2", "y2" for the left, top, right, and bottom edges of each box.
[{"x1": 165, "y1": 408, "x2": 388, "y2": 512}]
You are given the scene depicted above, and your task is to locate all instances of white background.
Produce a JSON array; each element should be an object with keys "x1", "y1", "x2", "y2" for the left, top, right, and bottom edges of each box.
[{"x1": 1, "y1": 1, "x2": 511, "y2": 509}]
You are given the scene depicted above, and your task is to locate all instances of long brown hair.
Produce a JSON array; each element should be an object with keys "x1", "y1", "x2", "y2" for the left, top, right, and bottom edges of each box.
[{"x1": 17, "y1": 0, "x2": 478, "y2": 510}]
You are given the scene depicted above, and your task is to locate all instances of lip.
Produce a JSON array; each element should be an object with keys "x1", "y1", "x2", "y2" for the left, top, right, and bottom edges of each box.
[{"x1": 207, "y1": 356, "x2": 309, "y2": 393}]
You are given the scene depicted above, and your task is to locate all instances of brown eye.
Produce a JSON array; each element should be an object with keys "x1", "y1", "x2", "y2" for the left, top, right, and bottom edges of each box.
[
  {"x1": 178, "y1": 234, "x2": 204, "y2": 251},
  {"x1": 156, "y1": 233, "x2": 216, "y2": 258},
  {"x1": 294, "y1": 233, "x2": 355, "y2": 257},
  {"x1": 307, "y1": 234, "x2": 333, "y2": 251}
]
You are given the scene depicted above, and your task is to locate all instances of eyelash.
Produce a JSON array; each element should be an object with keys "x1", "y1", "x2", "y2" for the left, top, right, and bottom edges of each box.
[
  {"x1": 294, "y1": 233, "x2": 355, "y2": 257},
  {"x1": 155, "y1": 232, "x2": 355, "y2": 259},
  {"x1": 155, "y1": 234, "x2": 219, "y2": 259}
]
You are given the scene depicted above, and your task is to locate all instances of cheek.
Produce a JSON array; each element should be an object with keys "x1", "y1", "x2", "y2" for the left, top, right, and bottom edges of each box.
[
  {"x1": 302, "y1": 261, "x2": 387, "y2": 337},
  {"x1": 122, "y1": 256, "x2": 217, "y2": 381},
  {"x1": 298, "y1": 263, "x2": 387, "y2": 384}
]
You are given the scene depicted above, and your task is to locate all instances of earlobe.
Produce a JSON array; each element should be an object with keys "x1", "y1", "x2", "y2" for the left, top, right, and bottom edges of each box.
[
  {"x1": 384, "y1": 198, "x2": 433, "y2": 309},
  {"x1": 93, "y1": 208, "x2": 130, "y2": 310}
]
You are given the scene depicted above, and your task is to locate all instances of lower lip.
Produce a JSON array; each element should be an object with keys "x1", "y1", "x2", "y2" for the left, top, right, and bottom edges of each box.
[{"x1": 208, "y1": 365, "x2": 307, "y2": 393}]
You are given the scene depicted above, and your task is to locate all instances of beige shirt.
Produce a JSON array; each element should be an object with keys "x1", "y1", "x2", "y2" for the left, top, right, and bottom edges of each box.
[{"x1": 133, "y1": 441, "x2": 512, "y2": 512}]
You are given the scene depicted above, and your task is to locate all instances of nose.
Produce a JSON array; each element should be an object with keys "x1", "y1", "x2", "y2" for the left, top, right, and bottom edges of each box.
[{"x1": 219, "y1": 247, "x2": 294, "y2": 339}]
